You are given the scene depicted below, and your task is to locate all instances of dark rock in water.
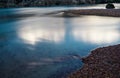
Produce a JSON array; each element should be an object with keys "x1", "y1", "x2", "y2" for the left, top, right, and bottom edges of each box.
[
  {"x1": 106, "y1": 3, "x2": 115, "y2": 9},
  {"x1": 68, "y1": 44, "x2": 120, "y2": 78}
]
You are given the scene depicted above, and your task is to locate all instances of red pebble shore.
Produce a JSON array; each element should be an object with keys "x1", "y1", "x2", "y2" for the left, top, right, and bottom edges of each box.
[{"x1": 68, "y1": 44, "x2": 120, "y2": 78}]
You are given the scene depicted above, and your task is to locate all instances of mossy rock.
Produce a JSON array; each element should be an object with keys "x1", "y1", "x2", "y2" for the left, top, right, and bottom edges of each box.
[{"x1": 106, "y1": 3, "x2": 115, "y2": 9}]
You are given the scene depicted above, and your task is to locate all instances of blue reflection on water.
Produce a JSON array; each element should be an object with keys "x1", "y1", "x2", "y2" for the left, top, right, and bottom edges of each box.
[{"x1": 0, "y1": 7, "x2": 120, "y2": 78}]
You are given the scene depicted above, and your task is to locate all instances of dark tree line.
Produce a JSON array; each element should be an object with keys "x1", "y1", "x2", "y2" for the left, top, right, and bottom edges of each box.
[
  {"x1": 95, "y1": 0, "x2": 120, "y2": 3},
  {"x1": 0, "y1": 0, "x2": 120, "y2": 8}
]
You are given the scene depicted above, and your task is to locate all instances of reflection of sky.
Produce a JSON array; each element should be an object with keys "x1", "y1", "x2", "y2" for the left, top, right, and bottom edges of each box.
[
  {"x1": 18, "y1": 16, "x2": 120, "y2": 45},
  {"x1": 0, "y1": 7, "x2": 120, "y2": 78},
  {"x1": 72, "y1": 16, "x2": 120, "y2": 44},
  {"x1": 18, "y1": 17, "x2": 65, "y2": 45}
]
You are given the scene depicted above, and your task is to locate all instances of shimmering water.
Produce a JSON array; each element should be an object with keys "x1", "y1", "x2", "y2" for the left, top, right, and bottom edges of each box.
[{"x1": 0, "y1": 4, "x2": 120, "y2": 78}]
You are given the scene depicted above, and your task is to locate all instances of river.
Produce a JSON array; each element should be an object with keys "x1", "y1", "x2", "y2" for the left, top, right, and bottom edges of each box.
[{"x1": 0, "y1": 4, "x2": 120, "y2": 78}]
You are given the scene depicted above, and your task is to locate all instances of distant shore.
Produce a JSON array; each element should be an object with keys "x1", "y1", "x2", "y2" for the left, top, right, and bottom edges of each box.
[
  {"x1": 63, "y1": 9, "x2": 120, "y2": 17},
  {"x1": 68, "y1": 44, "x2": 120, "y2": 78},
  {"x1": 0, "y1": 9, "x2": 120, "y2": 18}
]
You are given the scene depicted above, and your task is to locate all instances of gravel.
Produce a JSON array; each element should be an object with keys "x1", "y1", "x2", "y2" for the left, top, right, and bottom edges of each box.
[{"x1": 68, "y1": 44, "x2": 120, "y2": 78}]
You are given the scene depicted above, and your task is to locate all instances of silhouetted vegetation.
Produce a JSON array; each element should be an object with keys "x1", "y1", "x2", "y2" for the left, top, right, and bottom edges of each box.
[{"x1": 0, "y1": 0, "x2": 120, "y2": 8}]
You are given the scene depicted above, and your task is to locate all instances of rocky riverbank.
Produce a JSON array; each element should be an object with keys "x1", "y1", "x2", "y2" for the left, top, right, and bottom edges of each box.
[
  {"x1": 63, "y1": 9, "x2": 120, "y2": 17},
  {"x1": 68, "y1": 44, "x2": 120, "y2": 78}
]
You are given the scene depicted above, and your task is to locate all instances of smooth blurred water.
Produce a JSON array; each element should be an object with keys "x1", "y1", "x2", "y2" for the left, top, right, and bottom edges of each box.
[{"x1": 0, "y1": 4, "x2": 120, "y2": 78}]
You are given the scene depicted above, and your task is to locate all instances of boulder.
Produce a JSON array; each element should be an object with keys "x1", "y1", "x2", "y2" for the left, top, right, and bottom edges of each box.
[{"x1": 106, "y1": 3, "x2": 115, "y2": 9}]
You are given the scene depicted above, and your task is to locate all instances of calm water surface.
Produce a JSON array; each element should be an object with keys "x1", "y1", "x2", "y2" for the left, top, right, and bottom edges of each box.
[{"x1": 0, "y1": 4, "x2": 120, "y2": 78}]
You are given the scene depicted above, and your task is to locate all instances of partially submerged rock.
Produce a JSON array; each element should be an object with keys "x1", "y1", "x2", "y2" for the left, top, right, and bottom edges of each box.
[
  {"x1": 68, "y1": 44, "x2": 120, "y2": 78},
  {"x1": 62, "y1": 12, "x2": 80, "y2": 17},
  {"x1": 106, "y1": 3, "x2": 115, "y2": 9}
]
